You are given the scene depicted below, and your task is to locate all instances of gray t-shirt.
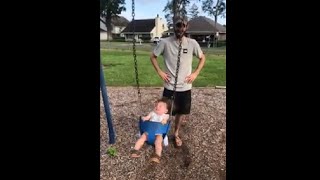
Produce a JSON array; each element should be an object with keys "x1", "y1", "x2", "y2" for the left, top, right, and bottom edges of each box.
[{"x1": 153, "y1": 36, "x2": 203, "y2": 91}]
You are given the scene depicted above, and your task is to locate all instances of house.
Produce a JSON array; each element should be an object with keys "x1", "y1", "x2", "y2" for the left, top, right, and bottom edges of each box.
[
  {"x1": 100, "y1": 16, "x2": 129, "y2": 40},
  {"x1": 100, "y1": 17, "x2": 108, "y2": 40},
  {"x1": 121, "y1": 14, "x2": 168, "y2": 42},
  {"x1": 110, "y1": 16, "x2": 129, "y2": 39},
  {"x1": 163, "y1": 16, "x2": 226, "y2": 46}
]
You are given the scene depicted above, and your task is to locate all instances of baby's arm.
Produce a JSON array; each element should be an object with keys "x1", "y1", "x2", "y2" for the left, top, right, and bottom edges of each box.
[
  {"x1": 142, "y1": 112, "x2": 152, "y2": 121},
  {"x1": 161, "y1": 114, "x2": 169, "y2": 124}
]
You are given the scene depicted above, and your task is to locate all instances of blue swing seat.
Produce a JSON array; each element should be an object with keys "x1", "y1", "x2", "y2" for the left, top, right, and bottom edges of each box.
[{"x1": 139, "y1": 117, "x2": 171, "y2": 145}]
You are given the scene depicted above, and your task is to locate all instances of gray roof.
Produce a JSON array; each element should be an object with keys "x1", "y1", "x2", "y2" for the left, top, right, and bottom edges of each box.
[
  {"x1": 112, "y1": 16, "x2": 129, "y2": 26},
  {"x1": 100, "y1": 16, "x2": 129, "y2": 32},
  {"x1": 100, "y1": 17, "x2": 107, "y2": 31},
  {"x1": 121, "y1": 19, "x2": 155, "y2": 33},
  {"x1": 188, "y1": 16, "x2": 226, "y2": 33},
  {"x1": 164, "y1": 16, "x2": 226, "y2": 34}
]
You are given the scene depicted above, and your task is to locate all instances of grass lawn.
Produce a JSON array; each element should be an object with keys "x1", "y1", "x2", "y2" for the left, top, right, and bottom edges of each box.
[{"x1": 101, "y1": 42, "x2": 225, "y2": 87}]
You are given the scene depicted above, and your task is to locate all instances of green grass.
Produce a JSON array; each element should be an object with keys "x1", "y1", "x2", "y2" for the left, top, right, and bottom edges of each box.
[
  {"x1": 101, "y1": 42, "x2": 225, "y2": 87},
  {"x1": 192, "y1": 54, "x2": 226, "y2": 86},
  {"x1": 106, "y1": 147, "x2": 117, "y2": 157},
  {"x1": 100, "y1": 41, "x2": 226, "y2": 56}
]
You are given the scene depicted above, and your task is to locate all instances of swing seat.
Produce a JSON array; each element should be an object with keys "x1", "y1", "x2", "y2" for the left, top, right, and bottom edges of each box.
[{"x1": 139, "y1": 117, "x2": 171, "y2": 145}]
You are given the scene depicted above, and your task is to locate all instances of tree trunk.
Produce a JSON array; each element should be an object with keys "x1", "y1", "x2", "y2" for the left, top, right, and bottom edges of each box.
[
  {"x1": 172, "y1": 0, "x2": 183, "y2": 25},
  {"x1": 106, "y1": 14, "x2": 113, "y2": 41},
  {"x1": 214, "y1": 0, "x2": 220, "y2": 47},
  {"x1": 173, "y1": 0, "x2": 178, "y2": 25}
]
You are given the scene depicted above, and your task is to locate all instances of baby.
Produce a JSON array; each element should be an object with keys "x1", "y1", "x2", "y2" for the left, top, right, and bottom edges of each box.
[{"x1": 131, "y1": 97, "x2": 171, "y2": 163}]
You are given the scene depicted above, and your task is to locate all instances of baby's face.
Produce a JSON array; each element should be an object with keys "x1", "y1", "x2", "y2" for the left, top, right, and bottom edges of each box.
[{"x1": 154, "y1": 102, "x2": 168, "y2": 115}]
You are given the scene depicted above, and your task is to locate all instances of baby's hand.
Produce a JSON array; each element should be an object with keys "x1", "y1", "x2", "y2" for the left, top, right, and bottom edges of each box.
[
  {"x1": 161, "y1": 119, "x2": 168, "y2": 125},
  {"x1": 141, "y1": 113, "x2": 151, "y2": 121}
]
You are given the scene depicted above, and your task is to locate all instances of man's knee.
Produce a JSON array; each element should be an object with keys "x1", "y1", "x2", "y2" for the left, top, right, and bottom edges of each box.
[{"x1": 176, "y1": 114, "x2": 186, "y2": 121}]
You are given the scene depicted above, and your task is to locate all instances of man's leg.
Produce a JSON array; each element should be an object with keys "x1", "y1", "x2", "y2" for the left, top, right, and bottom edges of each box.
[
  {"x1": 174, "y1": 90, "x2": 191, "y2": 147},
  {"x1": 162, "y1": 88, "x2": 191, "y2": 147},
  {"x1": 174, "y1": 114, "x2": 185, "y2": 146}
]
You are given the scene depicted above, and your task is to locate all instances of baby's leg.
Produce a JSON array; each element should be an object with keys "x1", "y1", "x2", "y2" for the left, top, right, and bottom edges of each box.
[
  {"x1": 134, "y1": 133, "x2": 147, "y2": 150},
  {"x1": 150, "y1": 135, "x2": 163, "y2": 163},
  {"x1": 131, "y1": 133, "x2": 148, "y2": 158},
  {"x1": 154, "y1": 135, "x2": 163, "y2": 157}
]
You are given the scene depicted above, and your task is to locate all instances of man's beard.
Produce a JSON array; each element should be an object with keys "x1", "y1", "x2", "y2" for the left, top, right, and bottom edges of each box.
[{"x1": 174, "y1": 29, "x2": 184, "y2": 39}]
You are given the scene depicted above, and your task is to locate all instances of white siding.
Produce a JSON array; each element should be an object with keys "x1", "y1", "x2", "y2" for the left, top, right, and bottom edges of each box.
[{"x1": 100, "y1": 32, "x2": 108, "y2": 40}]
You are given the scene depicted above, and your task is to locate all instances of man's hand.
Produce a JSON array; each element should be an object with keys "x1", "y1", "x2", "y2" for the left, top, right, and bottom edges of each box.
[
  {"x1": 185, "y1": 72, "x2": 199, "y2": 84},
  {"x1": 158, "y1": 71, "x2": 170, "y2": 83}
]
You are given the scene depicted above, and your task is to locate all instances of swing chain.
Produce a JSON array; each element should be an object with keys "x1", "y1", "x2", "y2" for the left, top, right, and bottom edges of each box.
[
  {"x1": 170, "y1": 39, "x2": 183, "y2": 117},
  {"x1": 173, "y1": 40, "x2": 182, "y2": 93},
  {"x1": 132, "y1": 0, "x2": 142, "y2": 108}
]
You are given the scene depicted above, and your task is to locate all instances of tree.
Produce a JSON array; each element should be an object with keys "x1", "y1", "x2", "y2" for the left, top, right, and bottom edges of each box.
[
  {"x1": 163, "y1": 1, "x2": 174, "y2": 28},
  {"x1": 201, "y1": 0, "x2": 226, "y2": 46},
  {"x1": 201, "y1": 0, "x2": 226, "y2": 28},
  {"x1": 163, "y1": 0, "x2": 190, "y2": 27},
  {"x1": 189, "y1": 3, "x2": 199, "y2": 19},
  {"x1": 100, "y1": 0, "x2": 126, "y2": 41},
  {"x1": 100, "y1": 0, "x2": 107, "y2": 15}
]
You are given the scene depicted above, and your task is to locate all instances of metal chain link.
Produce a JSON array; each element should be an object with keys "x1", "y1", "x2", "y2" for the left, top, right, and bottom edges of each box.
[
  {"x1": 170, "y1": 39, "x2": 183, "y2": 117},
  {"x1": 132, "y1": 0, "x2": 142, "y2": 111}
]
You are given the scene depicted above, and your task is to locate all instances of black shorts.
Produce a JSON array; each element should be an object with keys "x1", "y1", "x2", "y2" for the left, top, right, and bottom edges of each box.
[{"x1": 162, "y1": 88, "x2": 191, "y2": 115}]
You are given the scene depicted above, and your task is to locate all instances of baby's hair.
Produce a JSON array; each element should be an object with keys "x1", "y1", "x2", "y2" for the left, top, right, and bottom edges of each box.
[{"x1": 155, "y1": 97, "x2": 172, "y2": 113}]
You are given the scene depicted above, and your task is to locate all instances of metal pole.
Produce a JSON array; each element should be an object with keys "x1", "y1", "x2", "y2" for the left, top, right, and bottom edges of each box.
[{"x1": 100, "y1": 56, "x2": 115, "y2": 144}]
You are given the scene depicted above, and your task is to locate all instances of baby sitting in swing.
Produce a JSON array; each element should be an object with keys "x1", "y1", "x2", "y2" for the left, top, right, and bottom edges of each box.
[{"x1": 131, "y1": 97, "x2": 171, "y2": 163}]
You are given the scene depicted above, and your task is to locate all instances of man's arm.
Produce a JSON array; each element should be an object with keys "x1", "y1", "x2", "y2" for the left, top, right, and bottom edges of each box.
[
  {"x1": 194, "y1": 53, "x2": 206, "y2": 74},
  {"x1": 161, "y1": 114, "x2": 169, "y2": 124},
  {"x1": 150, "y1": 40, "x2": 171, "y2": 83},
  {"x1": 150, "y1": 53, "x2": 170, "y2": 83},
  {"x1": 185, "y1": 53, "x2": 206, "y2": 83}
]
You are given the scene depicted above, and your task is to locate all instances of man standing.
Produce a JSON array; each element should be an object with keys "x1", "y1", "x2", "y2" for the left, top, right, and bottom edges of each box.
[{"x1": 150, "y1": 16, "x2": 206, "y2": 147}]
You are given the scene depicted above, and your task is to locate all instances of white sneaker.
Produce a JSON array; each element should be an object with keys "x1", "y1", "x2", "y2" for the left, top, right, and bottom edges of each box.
[
  {"x1": 135, "y1": 133, "x2": 141, "y2": 138},
  {"x1": 163, "y1": 135, "x2": 169, "y2": 146}
]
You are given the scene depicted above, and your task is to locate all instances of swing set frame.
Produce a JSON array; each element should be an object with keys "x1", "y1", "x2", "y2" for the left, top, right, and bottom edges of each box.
[{"x1": 100, "y1": 0, "x2": 184, "y2": 145}]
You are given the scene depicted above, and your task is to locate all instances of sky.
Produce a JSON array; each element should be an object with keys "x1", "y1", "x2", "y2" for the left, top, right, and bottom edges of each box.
[{"x1": 120, "y1": 0, "x2": 226, "y2": 25}]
